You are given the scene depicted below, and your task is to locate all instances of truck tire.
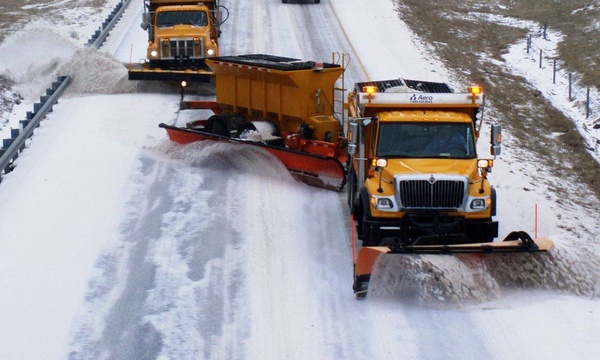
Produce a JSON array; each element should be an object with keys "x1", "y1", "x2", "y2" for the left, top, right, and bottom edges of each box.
[
  {"x1": 361, "y1": 215, "x2": 380, "y2": 246},
  {"x1": 236, "y1": 121, "x2": 258, "y2": 138},
  {"x1": 491, "y1": 187, "x2": 497, "y2": 216},
  {"x1": 205, "y1": 115, "x2": 230, "y2": 137},
  {"x1": 205, "y1": 115, "x2": 246, "y2": 138},
  {"x1": 357, "y1": 194, "x2": 380, "y2": 246}
]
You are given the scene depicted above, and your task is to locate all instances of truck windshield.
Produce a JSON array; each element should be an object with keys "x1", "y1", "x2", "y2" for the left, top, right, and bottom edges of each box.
[
  {"x1": 377, "y1": 122, "x2": 476, "y2": 159},
  {"x1": 156, "y1": 11, "x2": 208, "y2": 28}
]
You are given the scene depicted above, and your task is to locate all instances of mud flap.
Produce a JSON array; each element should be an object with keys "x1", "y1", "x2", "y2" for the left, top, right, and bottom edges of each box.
[{"x1": 353, "y1": 246, "x2": 390, "y2": 299}]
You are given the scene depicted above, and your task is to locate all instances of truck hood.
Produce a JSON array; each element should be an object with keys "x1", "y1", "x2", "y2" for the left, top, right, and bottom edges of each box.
[
  {"x1": 155, "y1": 26, "x2": 209, "y2": 37},
  {"x1": 383, "y1": 158, "x2": 478, "y2": 178}
]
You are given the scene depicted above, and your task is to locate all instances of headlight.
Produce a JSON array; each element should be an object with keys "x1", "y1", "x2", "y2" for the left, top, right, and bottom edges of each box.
[
  {"x1": 469, "y1": 198, "x2": 486, "y2": 210},
  {"x1": 150, "y1": 50, "x2": 158, "y2": 58},
  {"x1": 206, "y1": 48, "x2": 215, "y2": 56},
  {"x1": 478, "y1": 159, "x2": 493, "y2": 169},
  {"x1": 377, "y1": 198, "x2": 393, "y2": 209},
  {"x1": 371, "y1": 158, "x2": 387, "y2": 168},
  {"x1": 370, "y1": 196, "x2": 396, "y2": 211}
]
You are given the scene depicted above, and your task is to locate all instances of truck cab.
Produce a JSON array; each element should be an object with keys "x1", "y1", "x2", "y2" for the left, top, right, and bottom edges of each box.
[
  {"x1": 347, "y1": 79, "x2": 502, "y2": 246},
  {"x1": 141, "y1": 0, "x2": 221, "y2": 70}
]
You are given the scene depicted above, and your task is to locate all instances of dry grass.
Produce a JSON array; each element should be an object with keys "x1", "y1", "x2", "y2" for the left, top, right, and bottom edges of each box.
[{"x1": 394, "y1": 0, "x2": 600, "y2": 202}]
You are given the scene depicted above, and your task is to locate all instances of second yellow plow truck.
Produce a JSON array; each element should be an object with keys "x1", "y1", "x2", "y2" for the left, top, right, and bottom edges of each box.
[
  {"x1": 346, "y1": 78, "x2": 553, "y2": 298},
  {"x1": 129, "y1": 0, "x2": 227, "y2": 82}
]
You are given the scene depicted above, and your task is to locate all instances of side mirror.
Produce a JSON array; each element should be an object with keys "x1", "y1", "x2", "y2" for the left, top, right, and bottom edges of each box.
[
  {"x1": 490, "y1": 124, "x2": 501, "y2": 156},
  {"x1": 141, "y1": 13, "x2": 150, "y2": 30}
]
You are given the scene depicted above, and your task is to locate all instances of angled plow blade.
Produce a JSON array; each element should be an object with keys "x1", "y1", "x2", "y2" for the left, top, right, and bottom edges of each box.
[
  {"x1": 352, "y1": 232, "x2": 553, "y2": 299},
  {"x1": 127, "y1": 64, "x2": 214, "y2": 83},
  {"x1": 159, "y1": 123, "x2": 347, "y2": 191}
]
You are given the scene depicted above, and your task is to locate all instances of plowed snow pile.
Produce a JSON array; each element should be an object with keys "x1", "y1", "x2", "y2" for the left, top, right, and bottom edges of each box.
[
  {"x1": 59, "y1": 47, "x2": 137, "y2": 95},
  {"x1": 368, "y1": 242, "x2": 600, "y2": 306},
  {"x1": 152, "y1": 140, "x2": 296, "y2": 185},
  {"x1": 0, "y1": 23, "x2": 76, "y2": 101},
  {"x1": 485, "y1": 242, "x2": 600, "y2": 297},
  {"x1": 0, "y1": 22, "x2": 199, "y2": 100},
  {"x1": 0, "y1": 22, "x2": 134, "y2": 98},
  {"x1": 0, "y1": 75, "x2": 21, "y2": 128},
  {"x1": 59, "y1": 48, "x2": 202, "y2": 95}
]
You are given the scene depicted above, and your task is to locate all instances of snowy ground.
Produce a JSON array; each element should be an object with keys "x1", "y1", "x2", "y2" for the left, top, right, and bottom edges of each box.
[{"x1": 1, "y1": 0, "x2": 600, "y2": 359}]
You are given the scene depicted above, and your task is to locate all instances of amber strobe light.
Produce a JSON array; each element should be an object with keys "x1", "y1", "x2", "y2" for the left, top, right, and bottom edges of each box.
[{"x1": 468, "y1": 85, "x2": 482, "y2": 103}]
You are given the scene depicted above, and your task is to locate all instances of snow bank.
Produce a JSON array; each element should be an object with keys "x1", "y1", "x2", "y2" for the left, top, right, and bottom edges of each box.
[
  {"x1": 0, "y1": 75, "x2": 22, "y2": 127},
  {"x1": 0, "y1": 19, "x2": 181, "y2": 101},
  {"x1": 58, "y1": 47, "x2": 136, "y2": 95}
]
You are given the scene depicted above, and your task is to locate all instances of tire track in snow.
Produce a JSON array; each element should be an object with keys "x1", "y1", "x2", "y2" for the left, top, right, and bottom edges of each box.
[
  {"x1": 68, "y1": 155, "x2": 173, "y2": 359},
  {"x1": 143, "y1": 142, "x2": 253, "y2": 359},
  {"x1": 308, "y1": 193, "x2": 381, "y2": 359},
  {"x1": 365, "y1": 255, "x2": 501, "y2": 359},
  {"x1": 68, "y1": 142, "x2": 263, "y2": 358},
  {"x1": 238, "y1": 163, "x2": 328, "y2": 359},
  {"x1": 219, "y1": 0, "x2": 257, "y2": 55}
]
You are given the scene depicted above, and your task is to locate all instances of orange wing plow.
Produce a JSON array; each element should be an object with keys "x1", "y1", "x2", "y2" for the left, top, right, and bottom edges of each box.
[{"x1": 352, "y1": 230, "x2": 554, "y2": 299}]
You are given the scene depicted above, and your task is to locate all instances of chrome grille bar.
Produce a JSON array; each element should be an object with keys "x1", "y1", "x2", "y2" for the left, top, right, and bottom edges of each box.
[
  {"x1": 398, "y1": 179, "x2": 465, "y2": 209},
  {"x1": 162, "y1": 38, "x2": 203, "y2": 59}
]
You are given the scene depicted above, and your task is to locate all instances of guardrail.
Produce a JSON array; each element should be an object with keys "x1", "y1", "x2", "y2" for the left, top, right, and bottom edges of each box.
[
  {"x1": 87, "y1": 0, "x2": 132, "y2": 49},
  {"x1": 0, "y1": 0, "x2": 132, "y2": 181},
  {"x1": 0, "y1": 76, "x2": 71, "y2": 175}
]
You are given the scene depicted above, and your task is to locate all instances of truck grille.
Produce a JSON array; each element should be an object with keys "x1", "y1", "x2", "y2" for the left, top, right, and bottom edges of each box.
[
  {"x1": 162, "y1": 38, "x2": 202, "y2": 59},
  {"x1": 397, "y1": 179, "x2": 465, "y2": 209}
]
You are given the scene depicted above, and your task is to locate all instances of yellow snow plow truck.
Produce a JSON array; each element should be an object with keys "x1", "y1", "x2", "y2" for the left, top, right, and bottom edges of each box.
[
  {"x1": 129, "y1": 0, "x2": 226, "y2": 82},
  {"x1": 346, "y1": 78, "x2": 553, "y2": 297}
]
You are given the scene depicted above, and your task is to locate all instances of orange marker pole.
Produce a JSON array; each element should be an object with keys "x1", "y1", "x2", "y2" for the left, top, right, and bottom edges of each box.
[{"x1": 129, "y1": 44, "x2": 133, "y2": 71}]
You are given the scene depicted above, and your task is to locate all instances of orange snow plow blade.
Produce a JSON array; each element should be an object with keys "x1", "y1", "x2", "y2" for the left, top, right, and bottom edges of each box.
[
  {"x1": 159, "y1": 123, "x2": 347, "y2": 191},
  {"x1": 127, "y1": 63, "x2": 214, "y2": 83},
  {"x1": 353, "y1": 232, "x2": 553, "y2": 298}
]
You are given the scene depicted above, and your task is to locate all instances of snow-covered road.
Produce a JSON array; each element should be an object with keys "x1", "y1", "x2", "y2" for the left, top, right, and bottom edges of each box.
[{"x1": 1, "y1": 0, "x2": 600, "y2": 359}]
